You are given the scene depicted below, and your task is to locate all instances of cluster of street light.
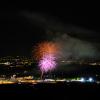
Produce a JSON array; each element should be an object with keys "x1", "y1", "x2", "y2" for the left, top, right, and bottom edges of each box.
[{"x1": 0, "y1": 75, "x2": 98, "y2": 85}]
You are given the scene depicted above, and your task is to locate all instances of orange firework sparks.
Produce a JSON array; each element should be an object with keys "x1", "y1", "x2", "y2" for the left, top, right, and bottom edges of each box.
[{"x1": 33, "y1": 41, "x2": 59, "y2": 61}]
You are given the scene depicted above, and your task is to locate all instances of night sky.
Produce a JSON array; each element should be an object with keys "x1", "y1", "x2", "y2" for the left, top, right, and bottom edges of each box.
[{"x1": 1, "y1": 5, "x2": 100, "y2": 57}]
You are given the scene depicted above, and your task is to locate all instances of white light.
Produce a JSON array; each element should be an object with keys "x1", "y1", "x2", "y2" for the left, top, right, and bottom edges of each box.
[
  {"x1": 44, "y1": 79, "x2": 55, "y2": 82},
  {"x1": 80, "y1": 78, "x2": 85, "y2": 82},
  {"x1": 88, "y1": 77, "x2": 93, "y2": 82},
  {"x1": 4, "y1": 62, "x2": 10, "y2": 65}
]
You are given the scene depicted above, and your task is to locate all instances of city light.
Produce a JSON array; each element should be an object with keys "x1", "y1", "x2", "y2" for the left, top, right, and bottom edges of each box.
[
  {"x1": 80, "y1": 78, "x2": 85, "y2": 82},
  {"x1": 88, "y1": 77, "x2": 94, "y2": 82}
]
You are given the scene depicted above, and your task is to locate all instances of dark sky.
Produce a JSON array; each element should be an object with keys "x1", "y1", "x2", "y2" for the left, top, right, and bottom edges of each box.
[{"x1": 0, "y1": 5, "x2": 100, "y2": 57}]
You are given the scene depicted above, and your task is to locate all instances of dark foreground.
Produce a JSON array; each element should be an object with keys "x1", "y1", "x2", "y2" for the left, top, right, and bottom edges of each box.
[{"x1": 0, "y1": 82, "x2": 100, "y2": 99}]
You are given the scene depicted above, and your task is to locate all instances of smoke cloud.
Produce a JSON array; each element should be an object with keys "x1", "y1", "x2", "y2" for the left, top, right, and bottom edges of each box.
[
  {"x1": 51, "y1": 33, "x2": 98, "y2": 60},
  {"x1": 22, "y1": 11, "x2": 100, "y2": 60}
]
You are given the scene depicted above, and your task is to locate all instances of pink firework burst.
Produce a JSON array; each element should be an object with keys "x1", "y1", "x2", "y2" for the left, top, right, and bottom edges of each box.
[{"x1": 39, "y1": 54, "x2": 57, "y2": 73}]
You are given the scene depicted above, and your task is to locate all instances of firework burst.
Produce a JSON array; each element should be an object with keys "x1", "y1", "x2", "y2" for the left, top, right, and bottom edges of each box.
[
  {"x1": 33, "y1": 41, "x2": 59, "y2": 61},
  {"x1": 39, "y1": 54, "x2": 57, "y2": 73},
  {"x1": 33, "y1": 41, "x2": 59, "y2": 79}
]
